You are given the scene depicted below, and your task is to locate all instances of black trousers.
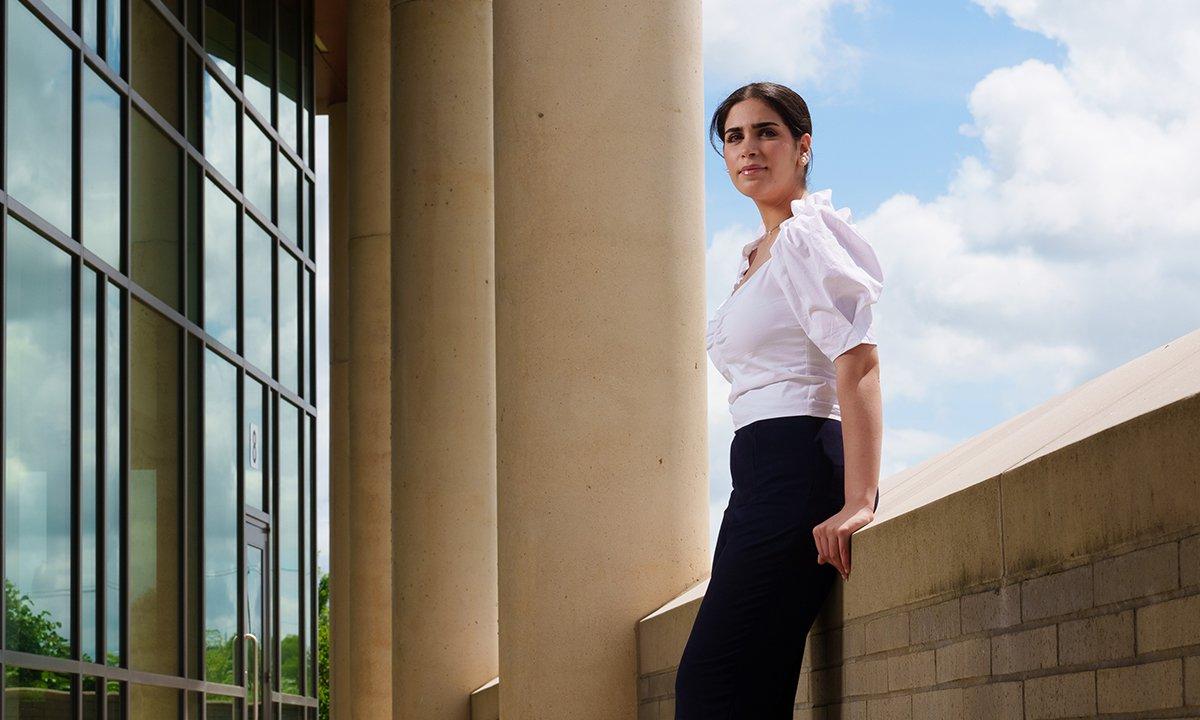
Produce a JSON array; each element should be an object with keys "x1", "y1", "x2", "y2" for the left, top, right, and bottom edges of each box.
[{"x1": 675, "y1": 415, "x2": 880, "y2": 719}]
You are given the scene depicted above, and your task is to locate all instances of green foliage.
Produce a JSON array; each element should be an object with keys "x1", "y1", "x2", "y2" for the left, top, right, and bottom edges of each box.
[
  {"x1": 318, "y1": 571, "x2": 330, "y2": 718},
  {"x1": 206, "y1": 628, "x2": 237, "y2": 685},
  {"x1": 4, "y1": 579, "x2": 71, "y2": 690}
]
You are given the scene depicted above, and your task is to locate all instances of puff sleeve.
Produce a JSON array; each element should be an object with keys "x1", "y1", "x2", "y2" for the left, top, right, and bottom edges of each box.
[{"x1": 771, "y1": 189, "x2": 884, "y2": 362}]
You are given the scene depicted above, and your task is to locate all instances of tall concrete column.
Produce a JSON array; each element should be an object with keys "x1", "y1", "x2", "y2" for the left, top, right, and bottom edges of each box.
[
  {"x1": 326, "y1": 99, "x2": 350, "y2": 720},
  {"x1": 389, "y1": 1, "x2": 498, "y2": 718},
  {"x1": 346, "y1": 0, "x2": 392, "y2": 715},
  {"x1": 493, "y1": 0, "x2": 708, "y2": 716}
]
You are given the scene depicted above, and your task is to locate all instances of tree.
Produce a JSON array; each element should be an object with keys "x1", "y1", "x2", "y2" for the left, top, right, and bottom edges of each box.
[{"x1": 318, "y1": 570, "x2": 330, "y2": 718}]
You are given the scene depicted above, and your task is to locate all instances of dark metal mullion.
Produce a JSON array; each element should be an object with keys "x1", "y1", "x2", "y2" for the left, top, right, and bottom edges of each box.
[{"x1": 96, "y1": 273, "x2": 108, "y2": 720}]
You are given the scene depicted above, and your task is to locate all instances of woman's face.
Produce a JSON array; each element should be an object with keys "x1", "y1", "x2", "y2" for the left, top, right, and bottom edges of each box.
[{"x1": 721, "y1": 97, "x2": 810, "y2": 202}]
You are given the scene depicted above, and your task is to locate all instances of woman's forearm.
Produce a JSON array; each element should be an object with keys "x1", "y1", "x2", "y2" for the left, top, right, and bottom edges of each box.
[{"x1": 835, "y1": 344, "x2": 883, "y2": 510}]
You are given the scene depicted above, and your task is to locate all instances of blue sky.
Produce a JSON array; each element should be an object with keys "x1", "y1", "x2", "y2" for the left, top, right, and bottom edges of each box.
[{"x1": 700, "y1": 0, "x2": 1200, "y2": 555}]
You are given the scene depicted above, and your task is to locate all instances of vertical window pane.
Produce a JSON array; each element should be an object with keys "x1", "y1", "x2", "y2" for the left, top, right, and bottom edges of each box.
[
  {"x1": 206, "y1": 694, "x2": 239, "y2": 718},
  {"x1": 105, "y1": 0, "x2": 123, "y2": 74},
  {"x1": 244, "y1": 0, "x2": 272, "y2": 120},
  {"x1": 186, "y1": 50, "x2": 203, "y2": 149},
  {"x1": 84, "y1": 676, "x2": 102, "y2": 720},
  {"x1": 40, "y1": 0, "x2": 73, "y2": 35},
  {"x1": 243, "y1": 114, "x2": 273, "y2": 218},
  {"x1": 302, "y1": 415, "x2": 312, "y2": 693},
  {"x1": 186, "y1": 334, "x2": 202, "y2": 680},
  {"x1": 105, "y1": 282, "x2": 123, "y2": 666},
  {"x1": 279, "y1": 151, "x2": 298, "y2": 244},
  {"x1": 6, "y1": 0, "x2": 73, "y2": 235},
  {"x1": 278, "y1": 401, "x2": 301, "y2": 693},
  {"x1": 278, "y1": 0, "x2": 300, "y2": 151},
  {"x1": 277, "y1": 248, "x2": 299, "y2": 393},
  {"x1": 131, "y1": 108, "x2": 181, "y2": 311},
  {"x1": 130, "y1": 684, "x2": 179, "y2": 719},
  {"x1": 244, "y1": 376, "x2": 266, "y2": 510},
  {"x1": 84, "y1": 0, "x2": 99, "y2": 48},
  {"x1": 4, "y1": 218, "x2": 72, "y2": 658},
  {"x1": 131, "y1": 0, "x2": 181, "y2": 131},
  {"x1": 129, "y1": 299, "x2": 180, "y2": 675},
  {"x1": 204, "y1": 350, "x2": 238, "y2": 684},
  {"x1": 245, "y1": 544, "x2": 264, "y2": 706},
  {"x1": 204, "y1": 177, "x2": 238, "y2": 349},
  {"x1": 204, "y1": 0, "x2": 237, "y2": 81},
  {"x1": 83, "y1": 66, "x2": 123, "y2": 271},
  {"x1": 186, "y1": 159, "x2": 202, "y2": 324},
  {"x1": 203, "y1": 70, "x2": 238, "y2": 183},
  {"x1": 83, "y1": 267, "x2": 100, "y2": 663},
  {"x1": 3, "y1": 667, "x2": 72, "y2": 716},
  {"x1": 243, "y1": 218, "x2": 274, "y2": 373}
]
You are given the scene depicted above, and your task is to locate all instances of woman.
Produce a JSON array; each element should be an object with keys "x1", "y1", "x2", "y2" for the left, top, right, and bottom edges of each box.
[{"x1": 675, "y1": 82, "x2": 884, "y2": 718}]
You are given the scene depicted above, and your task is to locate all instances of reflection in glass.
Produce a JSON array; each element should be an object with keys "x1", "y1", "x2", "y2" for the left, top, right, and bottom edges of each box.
[
  {"x1": 244, "y1": 0, "x2": 272, "y2": 120},
  {"x1": 206, "y1": 694, "x2": 239, "y2": 719},
  {"x1": 279, "y1": 705, "x2": 304, "y2": 720},
  {"x1": 187, "y1": 335, "x2": 203, "y2": 681},
  {"x1": 205, "y1": 0, "x2": 237, "y2": 80},
  {"x1": 131, "y1": 0, "x2": 180, "y2": 131},
  {"x1": 82, "y1": 268, "x2": 100, "y2": 663},
  {"x1": 279, "y1": 151, "x2": 299, "y2": 244},
  {"x1": 4, "y1": 666, "x2": 72, "y2": 716},
  {"x1": 204, "y1": 70, "x2": 238, "y2": 183},
  {"x1": 187, "y1": 159, "x2": 202, "y2": 324},
  {"x1": 278, "y1": 0, "x2": 301, "y2": 150},
  {"x1": 244, "y1": 113, "x2": 273, "y2": 219},
  {"x1": 83, "y1": 676, "x2": 102, "y2": 719},
  {"x1": 130, "y1": 683, "x2": 179, "y2": 719},
  {"x1": 244, "y1": 218, "x2": 274, "y2": 373},
  {"x1": 105, "y1": 0, "x2": 122, "y2": 74},
  {"x1": 6, "y1": 0, "x2": 73, "y2": 235},
  {"x1": 278, "y1": 401, "x2": 301, "y2": 693},
  {"x1": 106, "y1": 282, "x2": 123, "y2": 666},
  {"x1": 187, "y1": 50, "x2": 202, "y2": 149},
  {"x1": 83, "y1": 66, "x2": 122, "y2": 271},
  {"x1": 204, "y1": 350, "x2": 239, "y2": 684},
  {"x1": 131, "y1": 108, "x2": 181, "y2": 310},
  {"x1": 246, "y1": 545, "x2": 264, "y2": 705},
  {"x1": 245, "y1": 376, "x2": 267, "y2": 510},
  {"x1": 130, "y1": 299, "x2": 180, "y2": 675},
  {"x1": 278, "y1": 248, "x2": 299, "y2": 393},
  {"x1": 302, "y1": 416, "x2": 312, "y2": 692},
  {"x1": 4, "y1": 218, "x2": 72, "y2": 657},
  {"x1": 204, "y1": 177, "x2": 238, "y2": 350}
]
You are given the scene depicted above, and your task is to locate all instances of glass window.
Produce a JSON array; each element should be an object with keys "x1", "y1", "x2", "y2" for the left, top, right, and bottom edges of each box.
[
  {"x1": 278, "y1": 400, "x2": 301, "y2": 694},
  {"x1": 131, "y1": 0, "x2": 181, "y2": 131},
  {"x1": 204, "y1": 177, "x2": 238, "y2": 350},
  {"x1": 131, "y1": 108, "x2": 181, "y2": 311},
  {"x1": 130, "y1": 299, "x2": 181, "y2": 675},
  {"x1": 243, "y1": 113, "x2": 273, "y2": 219},
  {"x1": 84, "y1": 0, "x2": 99, "y2": 48},
  {"x1": 206, "y1": 694, "x2": 240, "y2": 718},
  {"x1": 245, "y1": 375, "x2": 267, "y2": 510},
  {"x1": 84, "y1": 676, "x2": 103, "y2": 719},
  {"x1": 187, "y1": 159, "x2": 202, "y2": 324},
  {"x1": 244, "y1": 216, "x2": 274, "y2": 373},
  {"x1": 204, "y1": 69, "x2": 238, "y2": 184},
  {"x1": 278, "y1": 0, "x2": 300, "y2": 151},
  {"x1": 105, "y1": 0, "x2": 122, "y2": 74},
  {"x1": 3, "y1": 667, "x2": 72, "y2": 716},
  {"x1": 3, "y1": 218, "x2": 72, "y2": 657},
  {"x1": 106, "y1": 281, "x2": 123, "y2": 666},
  {"x1": 83, "y1": 64, "x2": 122, "y2": 271},
  {"x1": 187, "y1": 50, "x2": 203, "y2": 149},
  {"x1": 186, "y1": 334, "x2": 203, "y2": 680},
  {"x1": 204, "y1": 350, "x2": 239, "y2": 684},
  {"x1": 205, "y1": 0, "x2": 237, "y2": 81},
  {"x1": 83, "y1": 267, "x2": 100, "y2": 664},
  {"x1": 277, "y1": 247, "x2": 299, "y2": 393},
  {"x1": 6, "y1": 0, "x2": 73, "y2": 236},
  {"x1": 130, "y1": 683, "x2": 180, "y2": 719},
  {"x1": 279, "y1": 151, "x2": 299, "y2": 244},
  {"x1": 244, "y1": 0, "x2": 272, "y2": 120}
]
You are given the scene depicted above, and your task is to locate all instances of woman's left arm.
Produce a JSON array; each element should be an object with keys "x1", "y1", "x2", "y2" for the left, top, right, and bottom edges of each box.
[{"x1": 812, "y1": 342, "x2": 882, "y2": 580}]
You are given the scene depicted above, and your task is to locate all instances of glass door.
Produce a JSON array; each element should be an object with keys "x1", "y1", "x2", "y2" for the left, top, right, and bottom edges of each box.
[{"x1": 245, "y1": 522, "x2": 273, "y2": 720}]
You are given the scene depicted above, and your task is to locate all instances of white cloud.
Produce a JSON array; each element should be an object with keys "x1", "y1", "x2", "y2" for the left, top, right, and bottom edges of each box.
[{"x1": 703, "y1": 0, "x2": 872, "y2": 93}]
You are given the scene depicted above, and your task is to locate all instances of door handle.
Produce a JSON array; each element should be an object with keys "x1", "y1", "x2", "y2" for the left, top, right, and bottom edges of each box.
[{"x1": 244, "y1": 632, "x2": 260, "y2": 720}]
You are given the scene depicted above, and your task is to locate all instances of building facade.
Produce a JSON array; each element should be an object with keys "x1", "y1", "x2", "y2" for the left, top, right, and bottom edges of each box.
[{"x1": 1, "y1": 0, "x2": 320, "y2": 717}]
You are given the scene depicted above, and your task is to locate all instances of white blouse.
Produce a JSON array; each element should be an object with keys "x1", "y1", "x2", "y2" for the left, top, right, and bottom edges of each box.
[{"x1": 706, "y1": 188, "x2": 884, "y2": 430}]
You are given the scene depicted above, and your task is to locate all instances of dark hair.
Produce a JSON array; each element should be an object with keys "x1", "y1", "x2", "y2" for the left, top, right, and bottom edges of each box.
[{"x1": 709, "y1": 82, "x2": 813, "y2": 184}]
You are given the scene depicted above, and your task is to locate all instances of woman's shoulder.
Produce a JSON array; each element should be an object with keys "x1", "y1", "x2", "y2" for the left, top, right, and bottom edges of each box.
[{"x1": 773, "y1": 187, "x2": 883, "y2": 289}]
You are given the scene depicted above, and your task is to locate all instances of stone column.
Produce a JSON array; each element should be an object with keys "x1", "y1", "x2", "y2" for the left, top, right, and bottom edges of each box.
[
  {"x1": 326, "y1": 99, "x2": 350, "y2": 720},
  {"x1": 389, "y1": 1, "x2": 498, "y2": 718},
  {"x1": 346, "y1": 0, "x2": 392, "y2": 715},
  {"x1": 492, "y1": 0, "x2": 709, "y2": 716}
]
